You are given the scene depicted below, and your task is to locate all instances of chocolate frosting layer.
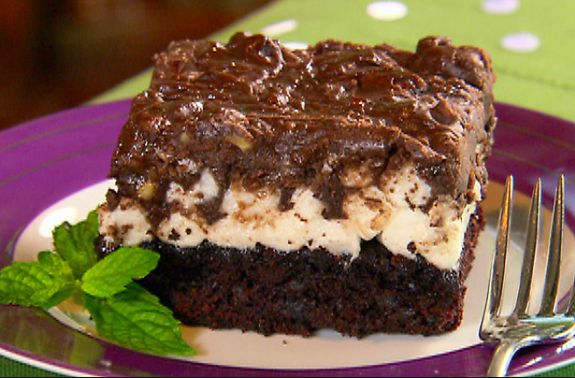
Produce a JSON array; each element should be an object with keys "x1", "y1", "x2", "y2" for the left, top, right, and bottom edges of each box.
[{"x1": 110, "y1": 33, "x2": 496, "y2": 226}]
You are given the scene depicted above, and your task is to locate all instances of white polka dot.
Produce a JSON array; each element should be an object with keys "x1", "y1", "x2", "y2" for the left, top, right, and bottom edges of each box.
[
  {"x1": 501, "y1": 32, "x2": 540, "y2": 53},
  {"x1": 283, "y1": 41, "x2": 308, "y2": 50},
  {"x1": 367, "y1": 1, "x2": 408, "y2": 21},
  {"x1": 39, "y1": 206, "x2": 77, "y2": 238},
  {"x1": 482, "y1": 0, "x2": 520, "y2": 14},
  {"x1": 261, "y1": 19, "x2": 298, "y2": 37}
]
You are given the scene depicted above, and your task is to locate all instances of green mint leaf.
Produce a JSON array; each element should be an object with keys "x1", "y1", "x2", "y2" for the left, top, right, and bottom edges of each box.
[
  {"x1": 53, "y1": 210, "x2": 99, "y2": 278},
  {"x1": 0, "y1": 253, "x2": 75, "y2": 309},
  {"x1": 84, "y1": 283, "x2": 195, "y2": 356},
  {"x1": 85, "y1": 209, "x2": 99, "y2": 232},
  {"x1": 38, "y1": 251, "x2": 73, "y2": 275},
  {"x1": 81, "y1": 247, "x2": 160, "y2": 298},
  {"x1": 37, "y1": 251, "x2": 77, "y2": 308}
]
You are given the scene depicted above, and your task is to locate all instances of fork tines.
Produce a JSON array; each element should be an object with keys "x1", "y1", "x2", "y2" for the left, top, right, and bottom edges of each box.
[
  {"x1": 482, "y1": 175, "x2": 566, "y2": 326},
  {"x1": 480, "y1": 175, "x2": 569, "y2": 377}
]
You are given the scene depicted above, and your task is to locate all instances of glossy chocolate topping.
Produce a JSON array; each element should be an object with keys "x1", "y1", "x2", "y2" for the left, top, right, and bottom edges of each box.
[{"x1": 110, "y1": 32, "x2": 496, "y2": 226}]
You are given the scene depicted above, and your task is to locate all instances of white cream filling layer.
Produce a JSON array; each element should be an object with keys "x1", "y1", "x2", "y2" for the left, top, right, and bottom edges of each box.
[{"x1": 99, "y1": 166, "x2": 481, "y2": 270}]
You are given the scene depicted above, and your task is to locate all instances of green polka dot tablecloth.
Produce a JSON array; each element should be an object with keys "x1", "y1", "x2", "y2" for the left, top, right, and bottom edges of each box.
[{"x1": 2, "y1": 0, "x2": 575, "y2": 376}]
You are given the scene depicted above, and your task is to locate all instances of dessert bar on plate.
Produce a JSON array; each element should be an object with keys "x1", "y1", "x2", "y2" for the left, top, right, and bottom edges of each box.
[{"x1": 98, "y1": 32, "x2": 496, "y2": 336}]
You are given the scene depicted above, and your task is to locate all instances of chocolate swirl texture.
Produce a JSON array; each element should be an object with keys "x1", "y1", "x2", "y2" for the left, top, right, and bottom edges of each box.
[{"x1": 110, "y1": 32, "x2": 496, "y2": 227}]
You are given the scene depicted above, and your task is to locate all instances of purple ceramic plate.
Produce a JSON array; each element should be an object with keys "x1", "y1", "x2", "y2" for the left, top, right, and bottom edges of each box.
[{"x1": 1, "y1": 100, "x2": 575, "y2": 377}]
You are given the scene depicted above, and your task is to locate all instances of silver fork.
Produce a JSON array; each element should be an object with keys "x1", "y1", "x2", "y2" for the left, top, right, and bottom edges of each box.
[{"x1": 480, "y1": 175, "x2": 575, "y2": 377}]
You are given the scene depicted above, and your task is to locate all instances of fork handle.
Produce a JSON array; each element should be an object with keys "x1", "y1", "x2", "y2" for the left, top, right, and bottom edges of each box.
[{"x1": 486, "y1": 341, "x2": 521, "y2": 377}]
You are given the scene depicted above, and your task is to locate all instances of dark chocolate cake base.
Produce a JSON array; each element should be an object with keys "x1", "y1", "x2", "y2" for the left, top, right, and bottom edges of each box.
[{"x1": 98, "y1": 210, "x2": 484, "y2": 337}]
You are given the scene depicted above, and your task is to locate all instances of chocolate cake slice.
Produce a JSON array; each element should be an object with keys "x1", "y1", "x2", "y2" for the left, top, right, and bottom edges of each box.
[{"x1": 98, "y1": 32, "x2": 496, "y2": 337}]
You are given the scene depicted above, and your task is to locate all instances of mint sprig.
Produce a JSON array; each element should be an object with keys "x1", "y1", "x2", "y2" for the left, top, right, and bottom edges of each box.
[
  {"x1": 82, "y1": 247, "x2": 160, "y2": 298},
  {"x1": 52, "y1": 210, "x2": 99, "y2": 278},
  {"x1": 0, "y1": 252, "x2": 74, "y2": 309},
  {"x1": 0, "y1": 211, "x2": 194, "y2": 356},
  {"x1": 85, "y1": 283, "x2": 193, "y2": 356}
]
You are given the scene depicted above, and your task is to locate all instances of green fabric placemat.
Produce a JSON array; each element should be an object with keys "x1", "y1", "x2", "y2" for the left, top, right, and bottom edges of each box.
[
  {"x1": 4, "y1": 0, "x2": 575, "y2": 376},
  {"x1": 0, "y1": 358, "x2": 61, "y2": 377}
]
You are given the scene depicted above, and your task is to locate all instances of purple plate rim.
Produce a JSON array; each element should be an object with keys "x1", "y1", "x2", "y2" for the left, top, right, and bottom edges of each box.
[{"x1": 0, "y1": 99, "x2": 574, "y2": 377}]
